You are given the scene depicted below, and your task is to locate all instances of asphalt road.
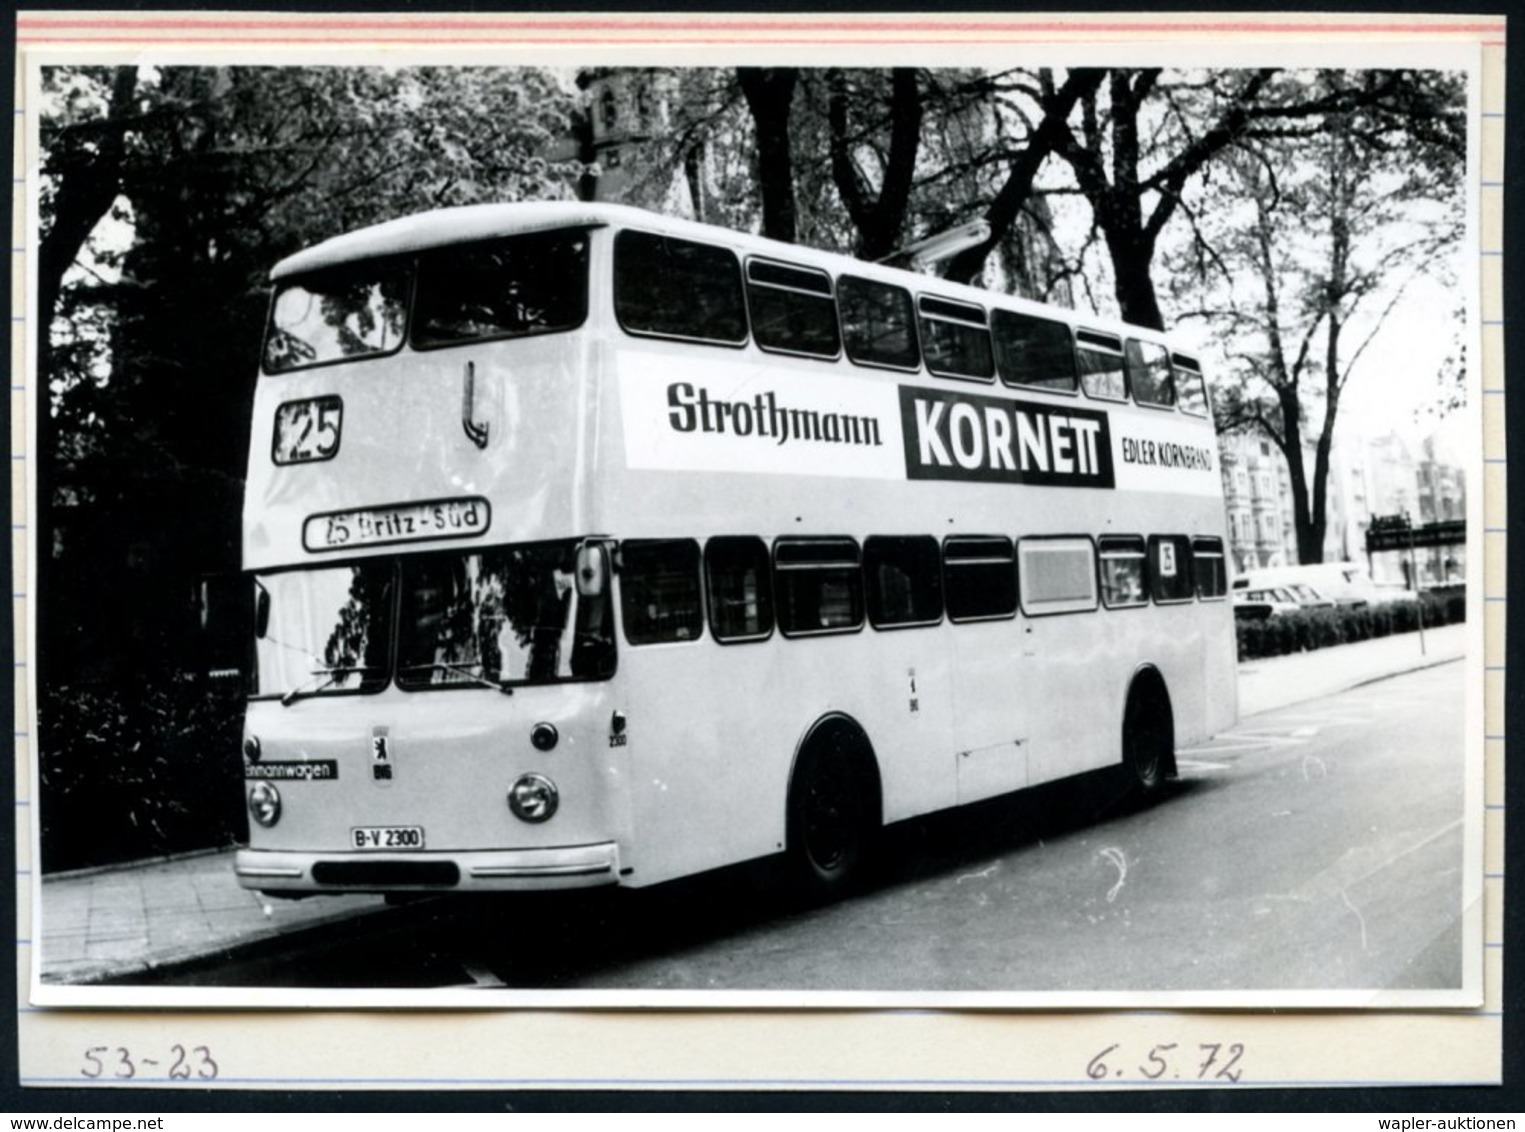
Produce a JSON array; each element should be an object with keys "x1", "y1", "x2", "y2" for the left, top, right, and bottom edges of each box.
[{"x1": 139, "y1": 660, "x2": 1466, "y2": 993}]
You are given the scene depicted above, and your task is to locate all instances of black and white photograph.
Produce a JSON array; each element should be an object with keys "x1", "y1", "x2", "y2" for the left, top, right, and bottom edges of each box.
[{"x1": 23, "y1": 32, "x2": 1487, "y2": 1026}]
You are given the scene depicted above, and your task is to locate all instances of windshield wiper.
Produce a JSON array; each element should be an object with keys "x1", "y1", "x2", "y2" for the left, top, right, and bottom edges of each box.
[
  {"x1": 404, "y1": 662, "x2": 514, "y2": 695},
  {"x1": 280, "y1": 665, "x2": 373, "y2": 706}
]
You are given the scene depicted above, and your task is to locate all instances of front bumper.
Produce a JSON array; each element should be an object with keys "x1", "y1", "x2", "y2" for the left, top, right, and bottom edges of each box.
[{"x1": 235, "y1": 841, "x2": 622, "y2": 894}]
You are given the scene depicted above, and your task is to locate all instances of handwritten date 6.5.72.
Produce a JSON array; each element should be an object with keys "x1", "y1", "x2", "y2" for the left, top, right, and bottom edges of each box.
[{"x1": 1086, "y1": 1041, "x2": 1245, "y2": 1084}]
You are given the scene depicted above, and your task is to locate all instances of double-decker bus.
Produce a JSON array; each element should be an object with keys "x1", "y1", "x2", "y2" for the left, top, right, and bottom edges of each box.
[{"x1": 235, "y1": 201, "x2": 1236, "y2": 900}]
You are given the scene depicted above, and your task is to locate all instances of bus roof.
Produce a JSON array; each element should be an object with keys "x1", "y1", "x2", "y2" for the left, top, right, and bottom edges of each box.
[{"x1": 269, "y1": 200, "x2": 1201, "y2": 349}]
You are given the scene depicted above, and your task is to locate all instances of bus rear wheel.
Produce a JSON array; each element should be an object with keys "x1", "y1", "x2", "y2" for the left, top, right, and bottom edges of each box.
[
  {"x1": 1122, "y1": 673, "x2": 1175, "y2": 803},
  {"x1": 786, "y1": 724, "x2": 877, "y2": 900}
]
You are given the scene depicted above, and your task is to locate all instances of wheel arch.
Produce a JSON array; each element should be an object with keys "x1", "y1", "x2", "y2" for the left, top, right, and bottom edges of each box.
[
  {"x1": 1124, "y1": 663, "x2": 1178, "y2": 780},
  {"x1": 786, "y1": 711, "x2": 883, "y2": 833}
]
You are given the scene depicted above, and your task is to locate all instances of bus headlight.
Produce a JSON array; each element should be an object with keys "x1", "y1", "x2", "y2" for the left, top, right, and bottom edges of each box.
[
  {"x1": 248, "y1": 782, "x2": 282, "y2": 828},
  {"x1": 508, "y1": 774, "x2": 558, "y2": 823}
]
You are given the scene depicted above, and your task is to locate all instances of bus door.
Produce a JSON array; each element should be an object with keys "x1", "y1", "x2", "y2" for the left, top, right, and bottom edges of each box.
[{"x1": 943, "y1": 536, "x2": 1027, "y2": 803}]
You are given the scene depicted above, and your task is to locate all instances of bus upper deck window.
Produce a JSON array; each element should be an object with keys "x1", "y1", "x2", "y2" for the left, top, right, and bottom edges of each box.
[
  {"x1": 1126, "y1": 339, "x2": 1176, "y2": 408},
  {"x1": 746, "y1": 259, "x2": 840, "y2": 360},
  {"x1": 614, "y1": 230, "x2": 747, "y2": 346},
  {"x1": 263, "y1": 262, "x2": 411, "y2": 374},
  {"x1": 992, "y1": 309, "x2": 1078, "y2": 393},
  {"x1": 838, "y1": 275, "x2": 919, "y2": 371},
  {"x1": 413, "y1": 230, "x2": 590, "y2": 348},
  {"x1": 1076, "y1": 330, "x2": 1127, "y2": 401},
  {"x1": 918, "y1": 295, "x2": 994, "y2": 381},
  {"x1": 1173, "y1": 353, "x2": 1210, "y2": 416},
  {"x1": 619, "y1": 540, "x2": 704, "y2": 646}
]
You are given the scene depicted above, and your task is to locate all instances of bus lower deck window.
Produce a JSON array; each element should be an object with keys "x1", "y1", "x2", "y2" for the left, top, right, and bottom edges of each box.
[
  {"x1": 705, "y1": 535, "x2": 775, "y2": 642},
  {"x1": 943, "y1": 536, "x2": 1017, "y2": 621},
  {"x1": 1147, "y1": 535, "x2": 1196, "y2": 603},
  {"x1": 619, "y1": 540, "x2": 704, "y2": 645},
  {"x1": 1099, "y1": 536, "x2": 1148, "y2": 608},
  {"x1": 1018, "y1": 537, "x2": 1099, "y2": 616},
  {"x1": 864, "y1": 536, "x2": 943, "y2": 628},
  {"x1": 1192, "y1": 537, "x2": 1227, "y2": 598},
  {"x1": 774, "y1": 538, "x2": 864, "y2": 636}
]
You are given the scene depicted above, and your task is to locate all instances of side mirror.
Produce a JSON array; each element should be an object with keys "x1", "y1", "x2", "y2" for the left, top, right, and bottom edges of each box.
[
  {"x1": 254, "y1": 581, "x2": 271, "y2": 639},
  {"x1": 575, "y1": 542, "x2": 608, "y2": 598}
]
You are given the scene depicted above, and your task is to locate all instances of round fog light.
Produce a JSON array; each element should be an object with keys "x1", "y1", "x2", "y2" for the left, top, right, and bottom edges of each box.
[
  {"x1": 508, "y1": 773, "x2": 559, "y2": 823},
  {"x1": 530, "y1": 722, "x2": 559, "y2": 751},
  {"x1": 248, "y1": 782, "x2": 282, "y2": 828},
  {"x1": 243, "y1": 734, "x2": 262, "y2": 763}
]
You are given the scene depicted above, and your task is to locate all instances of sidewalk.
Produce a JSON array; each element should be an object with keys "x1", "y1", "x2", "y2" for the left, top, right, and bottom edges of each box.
[
  {"x1": 32, "y1": 621, "x2": 1472, "y2": 986},
  {"x1": 1236, "y1": 621, "x2": 1466, "y2": 717},
  {"x1": 36, "y1": 849, "x2": 388, "y2": 985}
]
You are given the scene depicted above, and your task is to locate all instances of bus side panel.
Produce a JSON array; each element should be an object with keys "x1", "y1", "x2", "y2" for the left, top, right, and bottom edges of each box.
[
  {"x1": 615, "y1": 627, "x2": 958, "y2": 888},
  {"x1": 950, "y1": 617, "x2": 1029, "y2": 802}
]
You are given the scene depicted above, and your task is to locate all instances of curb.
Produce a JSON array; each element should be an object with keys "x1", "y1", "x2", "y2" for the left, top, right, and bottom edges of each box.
[{"x1": 39, "y1": 844, "x2": 235, "y2": 885}]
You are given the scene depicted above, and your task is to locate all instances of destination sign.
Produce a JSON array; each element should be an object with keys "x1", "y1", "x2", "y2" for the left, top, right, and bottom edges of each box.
[{"x1": 303, "y1": 496, "x2": 491, "y2": 553}]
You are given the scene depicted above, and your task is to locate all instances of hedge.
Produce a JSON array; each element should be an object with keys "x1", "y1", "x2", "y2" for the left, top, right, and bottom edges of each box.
[
  {"x1": 1236, "y1": 588, "x2": 1466, "y2": 662},
  {"x1": 38, "y1": 675, "x2": 248, "y2": 873}
]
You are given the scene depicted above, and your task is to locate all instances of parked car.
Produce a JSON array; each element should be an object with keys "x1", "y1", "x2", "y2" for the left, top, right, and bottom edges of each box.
[
  {"x1": 1232, "y1": 564, "x2": 1383, "y2": 608},
  {"x1": 1232, "y1": 584, "x2": 1334, "y2": 621}
]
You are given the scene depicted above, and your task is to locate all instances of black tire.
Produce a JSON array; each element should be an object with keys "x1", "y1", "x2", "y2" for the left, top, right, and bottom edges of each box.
[
  {"x1": 1122, "y1": 675, "x2": 1174, "y2": 803},
  {"x1": 786, "y1": 727, "x2": 874, "y2": 900}
]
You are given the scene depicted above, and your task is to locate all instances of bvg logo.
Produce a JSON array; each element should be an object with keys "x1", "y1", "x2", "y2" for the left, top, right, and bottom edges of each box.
[
  {"x1": 898, "y1": 386, "x2": 1115, "y2": 489},
  {"x1": 371, "y1": 726, "x2": 393, "y2": 784}
]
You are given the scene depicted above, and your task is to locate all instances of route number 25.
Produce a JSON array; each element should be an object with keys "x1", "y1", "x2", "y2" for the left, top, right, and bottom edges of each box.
[{"x1": 273, "y1": 396, "x2": 343, "y2": 465}]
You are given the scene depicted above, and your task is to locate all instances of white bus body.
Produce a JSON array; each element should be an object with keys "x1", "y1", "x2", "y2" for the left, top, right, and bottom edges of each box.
[{"x1": 235, "y1": 201, "x2": 1237, "y2": 898}]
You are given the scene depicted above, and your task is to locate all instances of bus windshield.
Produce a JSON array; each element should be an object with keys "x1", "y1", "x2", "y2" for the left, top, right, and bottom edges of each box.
[
  {"x1": 253, "y1": 564, "x2": 394, "y2": 700},
  {"x1": 251, "y1": 541, "x2": 615, "y2": 700}
]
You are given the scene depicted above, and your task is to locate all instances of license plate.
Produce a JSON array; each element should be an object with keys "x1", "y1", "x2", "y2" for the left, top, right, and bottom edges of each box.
[
  {"x1": 303, "y1": 496, "x2": 491, "y2": 552},
  {"x1": 273, "y1": 396, "x2": 343, "y2": 465},
  {"x1": 351, "y1": 826, "x2": 425, "y2": 851}
]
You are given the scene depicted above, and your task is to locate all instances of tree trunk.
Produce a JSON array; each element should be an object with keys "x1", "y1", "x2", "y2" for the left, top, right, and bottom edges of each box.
[
  {"x1": 828, "y1": 68, "x2": 922, "y2": 262},
  {"x1": 1106, "y1": 229, "x2": 1165, "y2": 331},
  {"x1": 738, "y1": 68, "x2": 798, "y2": 243}
]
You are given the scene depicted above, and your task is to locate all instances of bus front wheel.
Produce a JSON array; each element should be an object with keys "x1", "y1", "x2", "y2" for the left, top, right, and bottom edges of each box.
[
  {"x1": 1122, "y1": 672, "x2": 1175, "y2": 802},
  {"x1": 786, "y1": 722, "x2": 878, "y2": 900}
]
